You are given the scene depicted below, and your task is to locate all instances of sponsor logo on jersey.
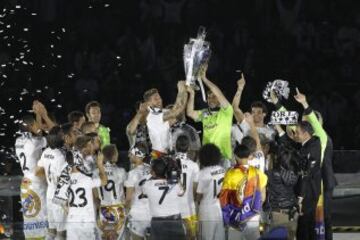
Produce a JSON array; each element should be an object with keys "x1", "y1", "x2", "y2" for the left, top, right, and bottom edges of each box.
[
  {"x1": 21, "y1": 188, "x2": 41, "y2": 218},
  {"x1": 23, "y1": 220, "x2": 48, "y2": 230}
]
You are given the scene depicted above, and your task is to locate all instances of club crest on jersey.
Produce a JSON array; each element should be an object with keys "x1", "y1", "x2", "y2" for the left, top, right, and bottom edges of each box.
[
  {"x1": 21, "y1": 189, "x2": 41, "y2": 218},
  {"x1": 99, "y1": 205, "x2": 126, "y2": 232}
]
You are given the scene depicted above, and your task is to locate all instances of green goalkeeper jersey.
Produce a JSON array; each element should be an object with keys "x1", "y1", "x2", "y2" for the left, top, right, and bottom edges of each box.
[{"x1": 196, "y1": 105, "x2": 233, "y2": 160}]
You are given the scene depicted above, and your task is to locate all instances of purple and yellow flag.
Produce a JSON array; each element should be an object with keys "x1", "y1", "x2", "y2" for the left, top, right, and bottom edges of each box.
[{"x1": 219, "y1": 165, "x2": 266, "y2": 229}]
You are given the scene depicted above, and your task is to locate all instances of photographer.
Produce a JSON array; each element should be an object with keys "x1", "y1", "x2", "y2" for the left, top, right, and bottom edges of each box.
[
  {"x1": 142, "y1": 156, "x2": 186, "y2": 240},
  {"x1": 264, "y1": 144, "x2": 300, "y2": 240}
]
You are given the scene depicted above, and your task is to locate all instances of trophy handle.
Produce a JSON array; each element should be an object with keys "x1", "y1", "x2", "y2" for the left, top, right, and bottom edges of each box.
[{"x1": 197, "y1": 76, "x2": 207, "y2": 102}]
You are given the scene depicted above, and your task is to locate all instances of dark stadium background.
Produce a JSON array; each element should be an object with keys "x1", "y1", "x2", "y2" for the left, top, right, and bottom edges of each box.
[{"x1": 0, "y1": 0, "x2": 360, "y2": 238}]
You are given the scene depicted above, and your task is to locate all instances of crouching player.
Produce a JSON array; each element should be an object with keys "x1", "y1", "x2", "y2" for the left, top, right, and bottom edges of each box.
[{"x1": 97, "y1": 144, "x2": 127, "y2": 240}]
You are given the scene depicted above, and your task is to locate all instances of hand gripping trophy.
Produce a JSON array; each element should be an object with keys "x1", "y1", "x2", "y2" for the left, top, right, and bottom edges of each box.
[{"x1": 184, "y1": 26, "x2": 211, "y2": 102}]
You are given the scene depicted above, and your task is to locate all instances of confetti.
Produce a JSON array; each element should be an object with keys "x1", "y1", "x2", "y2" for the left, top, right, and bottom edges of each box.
[
  {"x1": 36, "y1": 89, "x2": 42, "y2": 93},
  {"x1": 56, "y1": 104, "x2": 62, "y2": 108},
  {"x1": 9, "y1": 115, "x2": 14, "y2": 119},
  {"x1": 62, "y1": 28, "x2": 66, "y2": 33},
  {"x1": 51, "y1": 99, "x2": 56, "y2": 102},
  {"x1": 105, "y1": 4, "x2": 110, "y2": 7},
  {"x1": 23, "y1": 28, "x2": 29, "y2": 32},
  {"x1": 116, "y1": 56, "x2": 121, "y2": 59},
  {"x1": 31, "y1": 13, "x2": 37, "y2": 16},
  {"x1": 15, "y1": 5, "x2": 21, "y2": 9}
]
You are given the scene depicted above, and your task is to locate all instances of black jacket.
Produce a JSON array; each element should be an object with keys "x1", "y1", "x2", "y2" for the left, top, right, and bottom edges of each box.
[
  {"x1": 298, "y1": 136, "x2": 322, "y2": 213},
  {"x1": 266, "y1": 168, "x2": 299, "y2": 210}
]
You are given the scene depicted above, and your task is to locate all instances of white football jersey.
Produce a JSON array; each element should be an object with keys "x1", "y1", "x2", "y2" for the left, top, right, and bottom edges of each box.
[
  {"x1": 124, "y1": 164, "x2": 151, "y2": 212},
  {"x1": 239, "y1": 120, "x2": 275, "y2": 142},
  {"x1": 98, "y1": 162, "x2": 127, "y2": 206},
  {"x1": 248, "y1": 150, "x2": 266, "y2": 172},
  {"x1": 15, "y1": 133, "x2": 47, "y2": 180},
  {"x1": 67, "y1": 171, "x2": 102, "y2": 229},
  {"x1": 197, "y1": 165, "x2": 225, "y2": 206},
  {"x1": 176, "y1": 153, "x2": 199, "y2": 218},
  {"x1": 146, "y1": 109, "x2": 170, "y2": 153},
  {"x1": 142, "y1": 179, "x2": 182, "y2": 217},
  {"x1": 37, "y1": 147, "x2": 66, "y2": 200}
]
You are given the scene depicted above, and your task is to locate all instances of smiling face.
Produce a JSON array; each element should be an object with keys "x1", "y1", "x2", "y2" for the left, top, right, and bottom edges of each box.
[
  {"x1": 87, "y1": 106, "x2": 101, "y2": 124},
  {"x1": 251, "y1": 107, "x2": 266, "y2": 125},
  {"x1": 148, "y1": 93, "x2": 163, "y2": 109}
]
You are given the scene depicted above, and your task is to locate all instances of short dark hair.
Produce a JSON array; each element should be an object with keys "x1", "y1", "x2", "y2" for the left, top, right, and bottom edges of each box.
[
  {"x1": 251, "y1": 101, "x2": 268, "y2": 114},
  {"x1": 143, "y1": 88, "x2": 158, "y2": 102},
  {"x1": 85, "y1": 101, "x2": 101, "y2": 114},
  {"x1": 81, "y1": 121, "x2": 96, "y2": 133},
  {"x1": 103, "y1": 144, "x2": 118, "y2": 163},
  {"x1": 61, "y1": 123, "x2": 73, "y2": 136},
  {"x1": 176, "y1": 135, "x2": 189, "y2": 153},
  {"x1": 46, "y1": 126, "x2": 64, "y2": 149},
  {"x1": 67, "y1": 111, "x2": 85, "y2": 124},
  {"x1": 298, "y1": 121, "x2": 314, "y2": 135},
  {"x1": 199, "y1": 144, "x2": 221, "y2": 167},
  {"x1": 151, "y1": 157, "x2": 168, "y2": 178},
  {"x1": 234, "y1": 144, "x2": 251, "y2": 159},
  {"x1": 20, "y1": 115, "x2": 36, "y2": 132},
  {"x1": 241, "y1": 136, "x2": 256, "y2": 154},
  {"x1": 74, "y1": 135, "x2": 92, "y2": 150}
]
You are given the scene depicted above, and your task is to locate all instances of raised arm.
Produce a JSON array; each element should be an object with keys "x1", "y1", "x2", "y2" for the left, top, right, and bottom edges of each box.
[
  {"x1": 163, "y1": 81, "x2": 188, "y2": 122},
  {"x1": 126, "y1": 103, "x2": 148, "y2": 136},
  {"x1": 186, "y1": 86, "x2": 200, "y2": 121},
  {"x1": 96, "y1": 153, "x2": 108, "y2": 186},
  {"x1": 232, "y1": 73, "x2": 246, "y2": 123},
  {"x1": 294, "y1": 88, "x2": 327, "y2": 149},
  {"x1": 200, "y1": 65, "x2": 230, "y2": 108},
  {"x1": 33, "y1": 100, "x2": 56, "y2": 131},
  {"x1": 244, "y1": 113, "x2": 261, "y2": 151}
]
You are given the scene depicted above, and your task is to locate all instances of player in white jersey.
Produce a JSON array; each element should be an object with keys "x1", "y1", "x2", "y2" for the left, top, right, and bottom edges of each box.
[
  {"x1": 36, "y1": 126, "x2": 67, "y2": 240},
  {"x1": 125, "y1": 145, "x2": 152, "y2": 240},
  {"x1": 15, "y1": 115, "x2": 48, "y2": 239},
  {"x1": 142, "y1": 157, "x2": 186, "y2": 240},
  {"x1": 143, "y1": 81, "x2": 188, "y2": 156},
  {"x1": 175, "y1": 135, "x2": 199, "y2": 239},
  {"x1": 196, "y1": 144, "x2": 226, "y2": 240},
  {"x1": 241, "y1": 114, "x2": 266, "y2": 172},
  {"x1": 66, "y1": 135, "x2": 108, "y2": 240},
  {"x1": 97, "y1": 144, "x2": 127, "y2": 240}
]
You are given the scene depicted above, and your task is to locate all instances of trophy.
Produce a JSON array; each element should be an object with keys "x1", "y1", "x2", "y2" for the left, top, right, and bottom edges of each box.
[
  {"x1": 184, "y1": 26, "x2": 211, "y2": 102},
  {"x1": 263, "y1": 79, "x2": 290, "y2": 103}
]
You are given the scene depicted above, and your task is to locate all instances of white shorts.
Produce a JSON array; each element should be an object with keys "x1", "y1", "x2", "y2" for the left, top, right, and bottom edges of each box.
[
  {"x1": 47, "y1": 199, "x2": 66, "y2": 232},
  {"x1": 67, "y1": 227, "x2": 97, "y2": 240},
  {"x1": 21, "y1": 178, "x2": 48, "y2": 238},
  {"x1": 127, "y1": 209, "x2": 151, "y2": 237}
]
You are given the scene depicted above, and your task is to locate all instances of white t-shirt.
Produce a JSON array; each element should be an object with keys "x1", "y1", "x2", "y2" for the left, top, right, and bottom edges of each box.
[
  {"x1": 146, "y1": 108, "x2": 170, "y2": 153},
  {"x1": 37, "y1": 147, "x2": 66, "y2": 201},
  {"x1": 142, "y1": 179, "x2": 182, "y2": 217},
  {"x1": 177, "y1": 153, "x2": 199, "y2": 218},
  {"x1": 124, "y1": 164, "x2": 151, "y2": 213},
  {"x1": 98, "y1": 162, "x2": 127, "y2": 206},
  {"x1": 248, "y1": 150, "x2": 266, "y2": 172},
  {"x1": 15, "y1": 133, "x2": 47, "y2": 181},
  {"x1": 238, "y1": 120, "x2": 276, "y2": 142},
  {"x1": 67, "y1": 171, "x2": 101, "y2": 228},
  {"x1": 197, "y1": 165, "x2": 225, "y2": 206}
]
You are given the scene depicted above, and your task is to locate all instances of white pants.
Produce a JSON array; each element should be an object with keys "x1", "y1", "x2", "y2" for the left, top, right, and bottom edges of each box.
[
  {"x1": 67, "y1": 227, "x2": 97, "y2": 240},
  {"x1": 127, "y1": 208, "x2": 151, "y2": 237},
  {"x1": 47, "y1": 200, "x2": 66, "y2": 232},
  {"x1": 199, "y1": 203, "x2": 225, "y2": 240}
]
